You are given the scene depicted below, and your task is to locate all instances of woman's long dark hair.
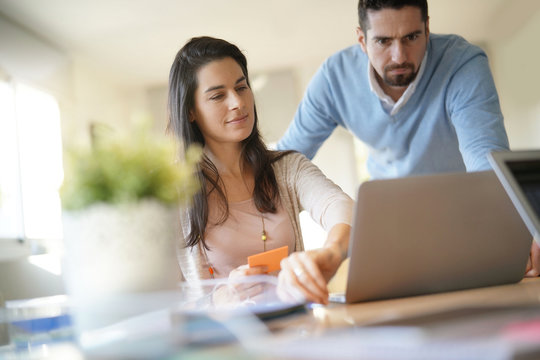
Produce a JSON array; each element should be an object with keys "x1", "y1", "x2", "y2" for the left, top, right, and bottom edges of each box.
[{"x1": 167, "y1": 36, "x2": 286, "y2": 249}]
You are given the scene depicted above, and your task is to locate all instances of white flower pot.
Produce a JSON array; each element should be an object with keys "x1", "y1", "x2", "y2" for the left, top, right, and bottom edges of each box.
[{"x1": 62, "y1": 199, "x2": 183, "y2": 334}]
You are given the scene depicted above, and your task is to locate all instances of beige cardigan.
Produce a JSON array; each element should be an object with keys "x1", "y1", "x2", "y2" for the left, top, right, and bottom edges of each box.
[{"x1": 176, "y1": 152, "x2": 354, "y2": 282}]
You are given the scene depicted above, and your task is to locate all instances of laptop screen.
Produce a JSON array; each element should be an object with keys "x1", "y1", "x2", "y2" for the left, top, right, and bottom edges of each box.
[
  {"x1": 506, "y1": 159, "x2": 540, "y2": 218},
  {"x1": 489, "y1": 150, "x2": 540, "y2": 239}
]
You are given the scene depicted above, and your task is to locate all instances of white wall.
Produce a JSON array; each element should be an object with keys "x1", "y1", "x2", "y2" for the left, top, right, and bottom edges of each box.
[
  {"x1": 65, "y1": 57, "x2": 151, "y2": 146},
  {"x1": 252, "y1": 68, "x2": 300, "y2": 144},
  {"x1": 491, "y1": 8, "x2": 540, "y2": 150},
  {"x1": 0, "y1": 14, "x2": 70, "y2": 99}
]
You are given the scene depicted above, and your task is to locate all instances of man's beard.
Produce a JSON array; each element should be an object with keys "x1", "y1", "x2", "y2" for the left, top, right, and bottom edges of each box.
[{"x1": 382, "y1": 63, "x2": 417, "y2": 87}]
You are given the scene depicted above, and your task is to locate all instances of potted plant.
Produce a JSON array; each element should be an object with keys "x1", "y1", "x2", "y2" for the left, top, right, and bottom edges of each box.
[{"x1": 60, "y1": 122, "x2": 200, "y2": 332}]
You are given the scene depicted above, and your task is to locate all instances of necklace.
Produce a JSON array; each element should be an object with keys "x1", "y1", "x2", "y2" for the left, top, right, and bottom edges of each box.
[
  {"x1": 261, "y1": 212, "x2": 267, "y2": 252},
  {"x1": 204, "y1": 207, "x2": 268, "y2": 279}
]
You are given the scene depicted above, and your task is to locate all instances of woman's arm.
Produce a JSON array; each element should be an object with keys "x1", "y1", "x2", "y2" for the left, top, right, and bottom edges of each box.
[{"x1": 273, "y1": 153, "x2": 354, "y2": 304}]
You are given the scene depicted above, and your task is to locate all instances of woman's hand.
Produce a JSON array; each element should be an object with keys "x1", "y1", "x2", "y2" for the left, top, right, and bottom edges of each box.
[
  {"x1": 229, "y1": 264, "x2": 268, "y2": 278},
  {"x1": 277, "y1": 223, "x2": 351, "y2": 305},
  {"x1": 212, "y1": 264, "x2": 267, "y2": 307},
  {"x1": 277, "y1": 247, "x2": 342, "y2": 304}
]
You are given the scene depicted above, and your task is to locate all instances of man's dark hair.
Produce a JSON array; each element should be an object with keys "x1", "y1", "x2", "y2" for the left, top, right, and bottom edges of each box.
[{"x1": 358, "y1": 0, "x2": 428, "y2": 33}]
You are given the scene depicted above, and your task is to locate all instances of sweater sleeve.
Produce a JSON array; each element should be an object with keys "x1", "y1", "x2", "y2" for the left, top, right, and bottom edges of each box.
[
  {"x1": 281, "y1": 153, "x2": 354, "y2": 231},
  {"x1": 276, "y1": 62, "x2": 339, "y2": 160},
  {"x1": 176, "y1": 208, "x2": 209, "y2": 282},
  {"x1": 446, "y1": 51, "x2": 509, "y2": 171}
]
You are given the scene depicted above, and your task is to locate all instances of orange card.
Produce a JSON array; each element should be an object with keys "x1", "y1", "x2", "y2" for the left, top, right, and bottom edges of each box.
[{"x1": 248, "y1": 245, "x2": 289, "y2": 273}]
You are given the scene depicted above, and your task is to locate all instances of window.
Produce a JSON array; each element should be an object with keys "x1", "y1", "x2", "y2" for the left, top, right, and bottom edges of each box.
[{"x1": 0, "y1": 80, "x2": 63, "y2": 250}]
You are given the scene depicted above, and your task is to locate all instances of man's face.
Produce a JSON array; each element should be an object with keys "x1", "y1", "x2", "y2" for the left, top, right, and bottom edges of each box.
[{"x1": 357, "y1": 6, "x2": 429, "y2": 92}]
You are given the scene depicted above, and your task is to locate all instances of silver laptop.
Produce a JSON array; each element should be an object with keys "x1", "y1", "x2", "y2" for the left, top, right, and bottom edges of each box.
[
  {"x1": 489, "y1": 150, "x2": 540, "y2": 241},
  {"x1": 337, "y1": 170, "x2": 531, "y2": 304}
]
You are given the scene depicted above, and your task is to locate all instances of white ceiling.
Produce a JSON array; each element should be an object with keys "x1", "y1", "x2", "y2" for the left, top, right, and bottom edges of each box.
[{"x1": 0, "y1": 0, "x2": 536, "y2": 88}]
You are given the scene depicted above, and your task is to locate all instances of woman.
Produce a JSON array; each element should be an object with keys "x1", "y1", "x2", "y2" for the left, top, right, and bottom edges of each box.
[{"x1": 168, "y1": 36, "x2": 353, "y2": 304}]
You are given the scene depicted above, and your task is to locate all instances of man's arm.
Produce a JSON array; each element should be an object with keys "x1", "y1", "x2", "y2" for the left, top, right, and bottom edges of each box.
[
  {"x1": 277, "y1": 64, "x2": 339, "y2": 159},
  {"x1": 447, "y1": 53, "x2": 509, "y2": 171}
]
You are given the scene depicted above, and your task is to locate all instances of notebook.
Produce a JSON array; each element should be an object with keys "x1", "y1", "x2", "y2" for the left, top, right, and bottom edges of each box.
[
  {"x1": 332, "y1": 170, "x2": 532, "y2": 304},
  {"x1": 488, "y1": 150, "x2": 540, "y2": 241}
]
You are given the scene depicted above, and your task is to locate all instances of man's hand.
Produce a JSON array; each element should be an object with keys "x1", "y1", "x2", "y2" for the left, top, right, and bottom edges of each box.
[{"x1": 525, "y1": 239, "x2": 540, "y2": 277}]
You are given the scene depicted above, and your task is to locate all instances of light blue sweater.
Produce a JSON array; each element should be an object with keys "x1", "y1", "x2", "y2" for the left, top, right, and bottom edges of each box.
[{"x1": 277, "y1": 34, "x2": 509, "y2": 179}]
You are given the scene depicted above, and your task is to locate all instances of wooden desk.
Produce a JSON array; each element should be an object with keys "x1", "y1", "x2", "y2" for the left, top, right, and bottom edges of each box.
[
  {"x1": 3, "y1": 278, "x2": 540, "y2": 359},
  {"x1": 318, "y1": 278, "x2": 540, "y2": 328},
  {"x1": 264, "y1": 277, "x2": 540, "y2": 334},
  {"x1": 254, "y1": 278, "x2": 540, "y2": 359}
]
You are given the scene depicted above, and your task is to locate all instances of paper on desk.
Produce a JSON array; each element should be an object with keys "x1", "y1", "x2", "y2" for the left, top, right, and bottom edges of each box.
[{"x1": 248, "y1": 246, "x2": 288, "y2": 273}]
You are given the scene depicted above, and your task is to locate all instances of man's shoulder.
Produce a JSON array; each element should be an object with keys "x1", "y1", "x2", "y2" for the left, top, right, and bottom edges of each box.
[{"x1": 429, "y1": 33, "x2": 485, "y2": 57}]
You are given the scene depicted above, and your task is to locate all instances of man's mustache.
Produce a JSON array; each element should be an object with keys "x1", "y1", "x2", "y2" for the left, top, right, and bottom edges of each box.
[{"x1": 385, "y1": 63, "x2": 415, "y2": 71}]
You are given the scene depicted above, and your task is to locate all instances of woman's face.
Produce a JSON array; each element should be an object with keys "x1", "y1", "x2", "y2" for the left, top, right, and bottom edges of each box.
[{"x1": 191, "y1": 57, "x2": 255, "y2": 149}]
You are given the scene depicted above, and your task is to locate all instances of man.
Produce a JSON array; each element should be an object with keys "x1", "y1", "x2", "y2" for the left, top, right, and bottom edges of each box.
[
  {"x1": 277, "y1": 0, "x2": 509, "y2": 179},
  {"x1": 277, "y1": 0, "x2": 539, "y2": 304}
]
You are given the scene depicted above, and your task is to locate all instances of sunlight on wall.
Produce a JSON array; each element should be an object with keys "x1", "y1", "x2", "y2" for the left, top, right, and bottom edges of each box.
[
  {"x1": 0, "y1": 81, "x2": 22, "y2": 239},
  {"x1": 0, "y1": 81, "x2": 63, "y2": 246},
  {"x1": 16, "y1": 84, "x2": 63, "y2": 242},
  {"x1": 28, "y1": 253, "x2": 62, "y2": 276}
]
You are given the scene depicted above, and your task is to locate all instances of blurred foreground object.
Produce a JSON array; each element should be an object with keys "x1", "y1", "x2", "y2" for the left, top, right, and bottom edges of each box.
[{"x1": 59, "y1": 122, "x2": 201, "y2": 347}]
